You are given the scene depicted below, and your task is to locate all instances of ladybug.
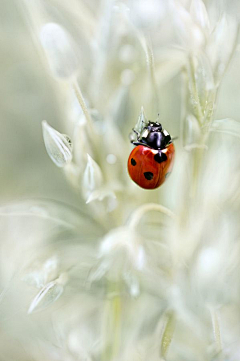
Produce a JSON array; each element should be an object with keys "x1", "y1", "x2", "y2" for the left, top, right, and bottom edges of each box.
[{"x1": 127, "y1": 121, "x2": 175, "y2": 189}]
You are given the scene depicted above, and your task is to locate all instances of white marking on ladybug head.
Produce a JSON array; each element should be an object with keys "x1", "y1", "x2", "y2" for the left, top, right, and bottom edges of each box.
[{"x1": 141, "y1": 129, "x2": 149, "y2": 138}]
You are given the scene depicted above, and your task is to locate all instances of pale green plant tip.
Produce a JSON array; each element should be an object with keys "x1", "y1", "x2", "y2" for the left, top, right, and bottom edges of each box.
[
  {"x1": 82, "y1": 153, "x2": 103, "y2": 199},
  {"x1": 160, "y1": 311, "x2": 176, "y2": 359},
  {"x1": 28, "y1": 280, "x2": 64, "y2": 314},
  {"x1": 42, "y1": 120, "x2": 73, "y2": 167}
]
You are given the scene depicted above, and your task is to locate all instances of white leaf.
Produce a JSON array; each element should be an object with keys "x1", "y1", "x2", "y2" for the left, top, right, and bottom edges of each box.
[
  {"x1": 190, "y1": 0, "x2": 210, "y2": 34},
  {"x1": 99, "y1": 227, "x2": 145, "y2": 272},
  {"x1": 39, "y1": 23, "x2": 79, "y2": 79},
  {"x1": 86, "y1": 189, "x2": 116, "y2": 204},
  {"x1": 23, "y1": 257, "x2": 59, "y2": 289},
  {"x1": 123, "y1": 273, "x2": 140, "y2": 297},
  {"x1": 82, "y1": 154, "x2": 103, "y2": 194},
  {"x1": 130, "y1": 107, "x2": 148, "y2": 143},
  {"x1": 135, "y1": 106, "x2": 148, "y2": 133},
  {"x1": 155, "y1": 50, "x2": 187, "y2": 86},
  {"x1": 22, "y1": 271, "x2": 45, "y2": 289},
  {"x1": 183, "y1": 114, "x2": 201, "y2": 146},
  {"x1": 197, "y1": 52, "x2": 215, "y2": 91},
  {"x1": 210, "y1": 118, "x2": 240, "y2": 138},
  {"x1": 171, "y1": 2, "x2": 205, "y2": 50},
  {"x1": 207, "y1": 15, "x2": 238, "y2": 81},
  {"x1": 42, "y1": 120, "x2": 73, "y2": 167},
  {"x1": 63, "y1": 162, "x2": 81, "y2": 189},
  {"x1": 28, "y1": 280, "x2": 63, "y2": 314},
  {"x1": 0, "y1": 199, "x2": 104, "y2": 234}
]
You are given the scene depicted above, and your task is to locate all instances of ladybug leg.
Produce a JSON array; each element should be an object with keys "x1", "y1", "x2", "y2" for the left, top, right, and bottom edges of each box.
[
  {"x1": 132, "y1": 128, "x2": 139, "y2": 134},
  {"x1": 132, "y1": 141, "x2": 150, "y2": 147},
  {"x1": 132, "y1": 128, "x2": 140, "y2": 138},
  {"x1": 154, "y1": 150, "x2": 167, "y2": 163},
  {"x1": 129, "y1": 128, "x2": 141, "y2": 143}
]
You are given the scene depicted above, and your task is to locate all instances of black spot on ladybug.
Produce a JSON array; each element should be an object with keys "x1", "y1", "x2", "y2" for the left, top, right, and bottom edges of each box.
[
  {"x1": 154, "y1": 152, "x2": 167, "y2": 164},
  {"x1": 165, "y1": 172, "x2": 171, "y2": 179},
  {"x1": 144, "y1": 172, "x2": 154, "y2": 180},
  {"x1": 131, "y1": 158, "x2": 137, "y2": 166}
]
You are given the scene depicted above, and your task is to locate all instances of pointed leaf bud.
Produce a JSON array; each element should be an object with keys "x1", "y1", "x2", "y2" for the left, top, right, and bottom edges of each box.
[
  {"x1": 171, "y1": 2, "x2": 205, "y2": 50},
  {"x1": 207, "y1": 15, "x2": 238, "y2": 82},
  {"x1": 134, "y1": 107, "x2": 148, "y2": 134},
  {"x1": 210, "y1": 118, "x2": 240, "y2": 139},
  {"x1": 42, "y1": 120, "x2": 73, "y2": 167},
  {"x1": 82, "y1": 154, "x2": 103, "y2": 196},
  {"x1": 190, "y1": 0, "x2": 210, "y2": 35},
  {"x1": 28, "y1": 280, "x2": 63, "y2": 314}
]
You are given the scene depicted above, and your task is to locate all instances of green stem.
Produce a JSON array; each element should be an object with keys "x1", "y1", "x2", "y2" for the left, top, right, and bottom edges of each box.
[
  {"x1": 180, "y1": 70, "x2": 188, "y2": 148},
  {"x1": 101, "y1": 281, "x2": 122, "y2": 361},
  {"x1": 189, "y1": 131, "x2": 209, "y2": 200},
  {"x1": 188, "y1": 56, "x2": 204, "y2": 125},
  {"x1": 72, "y1": 79, "x2": 94, "y2": 131},
  {"x1": 210, "y1": 308, "x2": 222, "y2": 356},
  {"x1": 71, "y1": 79, "x2": 102, "y2": 165},
  {"x1": 160, "y1": 311, "x2": 176, "y2": 359}
]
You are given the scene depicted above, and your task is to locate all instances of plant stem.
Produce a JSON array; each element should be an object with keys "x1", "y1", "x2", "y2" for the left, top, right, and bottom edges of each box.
[
  {"x1": 145, "y1": 40, "x2": 159, "y2": 116},
  {"x1": 188, "y1": 56, "x2": 204, "y2": 125},
  {"x1": 71, "y1": 78, "x2": 101, "y2": 164},
  {"x1": 160, "y1": 311, "x2": 176, "y2": 359},
  {"x1": 128, "y1": 203, "x2": 174, "y2": 230},
  {"x1": 72, "y1": 79, "x2": 94, "y2": 132},
  {"x1": 101, "y1": 281, "x2": 122, "y2": 361},
  {"x1": 210, "y1": 308, "x2": 222, "y2": 356}
]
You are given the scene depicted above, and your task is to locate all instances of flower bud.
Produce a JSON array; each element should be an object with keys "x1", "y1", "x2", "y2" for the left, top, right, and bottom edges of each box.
[
  {"x1": 82, "y1": 154, "x2": 103, "y2": 196},
  {"x1": 134, "y1": 106, "x2": 148, "y2": 134},
  {"x1": 190, "y1": 0, "x2": 210, "y2": 35},
  {"x1": 42, "y1": 120, "x2": 73, "y2": 167},
  {"x1": 28, "y1": 280, "x2": 63, "y2": 314}
]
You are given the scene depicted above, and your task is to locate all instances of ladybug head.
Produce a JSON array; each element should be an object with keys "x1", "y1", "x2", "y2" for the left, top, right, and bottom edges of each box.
[
  {"x1": 141, "y1": 121, "x2": 171, "y2": 150},
  {"x1": 147, "y1": 122, "x2": 162, "y2": 133}
]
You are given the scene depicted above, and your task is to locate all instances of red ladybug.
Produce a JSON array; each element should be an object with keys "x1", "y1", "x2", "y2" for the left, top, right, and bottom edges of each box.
[{"x1": 128, "y1": 121, "x2": 175, "y2": 189}]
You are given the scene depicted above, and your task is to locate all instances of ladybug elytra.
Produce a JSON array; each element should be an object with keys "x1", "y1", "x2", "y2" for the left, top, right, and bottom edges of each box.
[{"x1": 127, "y1": 121, "x2": 175, "y2": 190}]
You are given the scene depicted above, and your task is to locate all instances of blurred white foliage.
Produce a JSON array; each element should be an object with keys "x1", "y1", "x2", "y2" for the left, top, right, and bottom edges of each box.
[
  {"x1": 207, "y1": 15, "x2": 238, "y2": 84},
  {"x1": 190, "y1": 0, "x2": 210, "y2": 35},
  {"x1": 23, "y1": 256, "x2": 59, "y2": 288},
  {"x1": 99, "y1": 226, "x2": 145, "y2": 275},
  {"x1": 210, "y1": 118, "x2": 240, "y2": 138},
  {"x1": 1, "y1": 0, "x2": 240, "y2": 360},
  {"x1": 39, "y1": 22, "x2": 79, "y2": 80},
  {"x1": 171, "y1": 1, "x2": 205, "y2": 50}
]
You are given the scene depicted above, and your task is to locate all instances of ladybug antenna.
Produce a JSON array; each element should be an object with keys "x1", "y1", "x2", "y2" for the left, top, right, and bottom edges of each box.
[{"x1": 153, "y1": 113, "x2": 161, "y2": 125}]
